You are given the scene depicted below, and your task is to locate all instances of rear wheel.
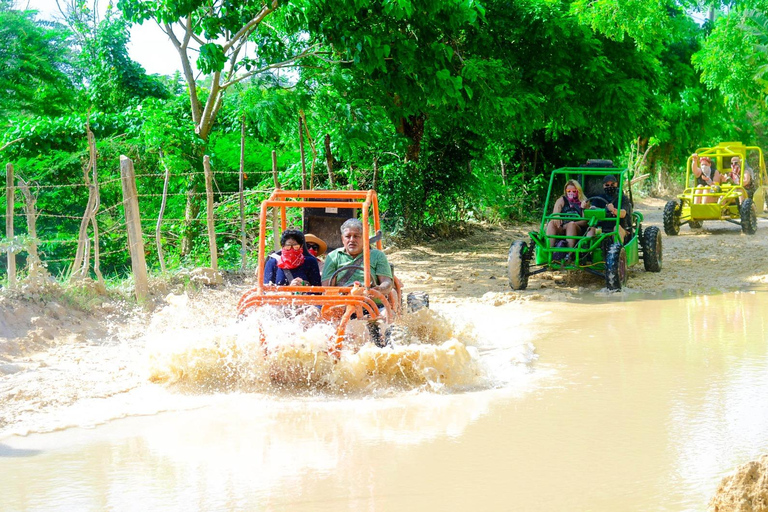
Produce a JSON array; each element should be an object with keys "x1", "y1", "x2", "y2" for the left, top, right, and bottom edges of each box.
[
  {"x1": 507, "y1": 241, "x2": 530, "y2": 290},
  {"x1": 406, "y1": 291, "x2": 430, "y2": 312},
  {"x1": 605, "y1": 243, "x2": 628, "y2": 290},
  {"x1": 688, "y1": 219, "x2": 703, "y2": 229},
  {"x1": 741, "y1": 198, "x2": 758, "y2": 234},
  {"x1": 663, "y1": 200, "x2": 681, "y2": 236},
  {"x1": 642, "y1": 226, "x2": 662, "y2": 272}
]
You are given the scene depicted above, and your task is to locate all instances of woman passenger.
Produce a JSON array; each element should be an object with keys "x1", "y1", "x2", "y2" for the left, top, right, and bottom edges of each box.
[
  {"x1": 546, "y1": 179, "x2": 588, "y2": 249},
  {"x1": 692, "y1": 154, "x2": 723, "y2": 204},
  {"x1": 263, "y1": 229, "x2": 322, "y2": 287}
]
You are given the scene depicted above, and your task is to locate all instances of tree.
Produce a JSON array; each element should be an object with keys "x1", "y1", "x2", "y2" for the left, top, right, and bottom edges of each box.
[
  {"x1": 297, "y1": 0, "x2": 484, "y2": 162},
  {"x1": 0, "y1": 1, "x2": 76, "y2": 117},
  {"x1": 56, "y1": 1, "x2": 169, "y2": 111},
  {"x1": 117, "y1": 0, "x2": 321, "y2": 143}
]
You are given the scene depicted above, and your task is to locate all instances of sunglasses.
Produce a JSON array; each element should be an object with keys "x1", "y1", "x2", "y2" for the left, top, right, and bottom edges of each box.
[{"x1": 307, "y1": 243, "x2": 320, "y2": 251}]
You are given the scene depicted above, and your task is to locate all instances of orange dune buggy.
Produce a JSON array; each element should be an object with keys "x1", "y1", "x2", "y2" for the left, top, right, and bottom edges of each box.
[{"x1": 237, "y1": 189, "x2": 424, "y2": 357}]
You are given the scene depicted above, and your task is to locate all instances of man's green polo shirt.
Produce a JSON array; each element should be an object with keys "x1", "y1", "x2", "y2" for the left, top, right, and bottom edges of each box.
[{"x1": 321, "y1": 248, "x2": 392, "y2": 286}]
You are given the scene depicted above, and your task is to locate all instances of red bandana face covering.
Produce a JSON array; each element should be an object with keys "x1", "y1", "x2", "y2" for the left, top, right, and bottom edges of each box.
[
  {"x1": 308, "y1": 248, "x2": 318, "y2": 257},
  {"x1": 278, "y1": 247, "x2": 305, "y2": 269}
]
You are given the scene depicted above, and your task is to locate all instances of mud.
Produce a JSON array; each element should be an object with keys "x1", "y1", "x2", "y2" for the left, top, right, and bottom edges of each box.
[{"x1": 709, "y1": 455, "x2": 768, "y2": 512}]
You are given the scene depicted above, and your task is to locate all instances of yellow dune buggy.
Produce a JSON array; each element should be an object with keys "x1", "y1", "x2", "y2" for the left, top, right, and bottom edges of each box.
[{"x1": 663, "y1": 142, "x2": 767, "y2": 235}]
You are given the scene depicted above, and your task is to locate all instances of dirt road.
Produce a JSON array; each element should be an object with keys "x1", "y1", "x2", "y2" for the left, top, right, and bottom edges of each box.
[{"x1": 388, "y1": 197, "x2": 768, "y2": 303}]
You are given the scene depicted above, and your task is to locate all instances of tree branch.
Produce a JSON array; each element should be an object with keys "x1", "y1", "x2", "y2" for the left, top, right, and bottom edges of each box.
[
  {"x1": 222, "y1": 0, "x2": 279, "y2": 53},
  {"x1": 163, "y1": 20, "x2": 202, "y2": 127},
  {"x1": 220, "y1": 45, "x2": 323, "y2": 90}
]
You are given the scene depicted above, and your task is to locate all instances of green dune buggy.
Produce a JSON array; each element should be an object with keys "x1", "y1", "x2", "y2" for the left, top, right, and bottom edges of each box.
[
  {"x1": 663, "y1": 142, "x2": 767, "y2": 235},
  {"x1": 507, "y1": 162, "x2": 662, "y2": 291}
]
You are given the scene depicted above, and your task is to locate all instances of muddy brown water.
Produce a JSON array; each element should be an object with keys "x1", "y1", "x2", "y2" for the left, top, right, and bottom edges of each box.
[
  {"x1": 2, "y1": 285, "x2": 768, "y2": 511},
  {"x1": 3, "y1": 200, "x2": 768, "y2": 511}
]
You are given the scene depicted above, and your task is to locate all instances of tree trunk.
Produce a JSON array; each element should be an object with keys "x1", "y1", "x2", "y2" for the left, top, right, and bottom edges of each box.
[
  {"x1": 17, "y1": 178, "x2": 47, "y2": 279},
  {"x1": 181, "y1": 183, "x2": 199, "y2": 257},
  {"x1": 324, "y1": 134, "x2": 335, "y2": 186},
  {"x1": 400, "y1": 114, "x2": 425, "y2": 162}
]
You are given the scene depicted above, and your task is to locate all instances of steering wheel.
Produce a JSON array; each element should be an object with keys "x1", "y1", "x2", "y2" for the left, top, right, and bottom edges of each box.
[
  {"x1": 329, "y1": 264, "x2": 366, "y2": 287},
  {"x1": 586, "y1": 196, "x2": 609, "y2": 208}
]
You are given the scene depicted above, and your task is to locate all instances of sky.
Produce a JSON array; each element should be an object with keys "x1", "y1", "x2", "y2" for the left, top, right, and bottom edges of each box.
[{"x1": 22, "y1": 0, "x2": 183, "y2": 76}]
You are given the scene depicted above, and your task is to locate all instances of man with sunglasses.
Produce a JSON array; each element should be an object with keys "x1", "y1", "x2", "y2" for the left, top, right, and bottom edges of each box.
[{"x1": 321, "y1": 218, "x2": 393, "y2": 298}]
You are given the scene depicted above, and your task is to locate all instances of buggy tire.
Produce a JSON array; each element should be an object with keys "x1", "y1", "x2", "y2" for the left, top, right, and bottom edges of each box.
[
  {"x1": 507, "y1": 241, "x2": 530, "y2": 290},
  {"x1": 605, "y1": 243, "x2": 628, "y2": 291},
  {"x1": 741, "y1": 198, "x2": 758, "y2": 235},
  {"x1": 663, "y1": 200, "x2": 681, "y2": 236},
  {"x1": 406, "y1": 291, "x2": 430, "y2": 312},
  {"x1": 367, "y1": 321, "x2": 389, "y2": 348},
  {"x1": 642, "y1": 226, "x2": 662, "y2": 272},
  {"x1": 688, "y1": 219, "x2": 703, "y2": 229}
]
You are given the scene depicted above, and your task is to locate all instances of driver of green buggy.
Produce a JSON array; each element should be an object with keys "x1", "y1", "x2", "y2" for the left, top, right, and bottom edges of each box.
[
  {"x1": 546, "y1": 179, "x2": 588, "y2": 248},
  {"x1": 583, "y1": 175, "x2": 630, "y2": 242},
  {"x1": 321, "y1": 218, "x2": 393, "y2": 299}
]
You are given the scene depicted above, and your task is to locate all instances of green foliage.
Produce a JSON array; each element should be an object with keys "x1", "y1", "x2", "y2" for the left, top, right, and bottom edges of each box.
[
  {"x1": 6, "y1": 0, "x2": 768, "y2": 279},
  {"x1": 0, "y1": 4, "x2": 76, "y2": 117},
  {"x1": 69, "y1": 6, "x2": 170, "y2": 111}
]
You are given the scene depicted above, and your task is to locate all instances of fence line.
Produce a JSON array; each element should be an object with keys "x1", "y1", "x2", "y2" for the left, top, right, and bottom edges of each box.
[{"x1": 2, "y1": 154, "x2": 292, "y2": 290}]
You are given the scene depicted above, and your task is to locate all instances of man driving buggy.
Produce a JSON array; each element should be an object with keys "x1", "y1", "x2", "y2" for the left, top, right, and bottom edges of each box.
[
  {"x1": 582, "y1": 175, "x2": 631, "y2": 242},
  {"x1": 321, "y1": 218, "x2": 393, "y2": 298}
]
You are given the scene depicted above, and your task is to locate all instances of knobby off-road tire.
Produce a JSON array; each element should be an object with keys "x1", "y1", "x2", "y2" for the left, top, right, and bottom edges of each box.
[
  {"x1": 663, "y1": 200, "x2": 681, "y2": 236},
  {"x1": 406, "y1": 291, "x2": 430, "y2": 312},
  {"x1": 642, "y1": 226, "x2": 662, "y2": 272},
  {"x1": 741, "y1": 198, "x2": 758, "y2": 235},
  {"x1": 688, "y1": 219, "x2": 703, "y2": 229},
  {"x1": 507, "y1": 240, "x2": 530, "y2": 290},
  {"x1": 605, "y1": 243, "x2": 628, "y2": 291}
]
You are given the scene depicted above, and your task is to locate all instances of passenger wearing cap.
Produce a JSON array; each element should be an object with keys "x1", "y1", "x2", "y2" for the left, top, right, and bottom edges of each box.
[
  {"x1": 263, "y1": 229, "x2": 322, "y2": 287},
  {"x1": 582, "y1": 174, "x2": 631, "y2": 242},
  {"x1": 304, "y1": 233, "x2": 327, "y2": 272},
  {"x1": 691, "y1": 153, "x2": 724, "y2": 204},
  {"x1": 724, "y1": 155, "x2": 755, "y2": 199}
]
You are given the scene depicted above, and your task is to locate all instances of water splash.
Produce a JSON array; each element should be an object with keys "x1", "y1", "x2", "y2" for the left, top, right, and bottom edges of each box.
[{"x1": 145, "y1": 294, "x2": 497, "y2": 394}]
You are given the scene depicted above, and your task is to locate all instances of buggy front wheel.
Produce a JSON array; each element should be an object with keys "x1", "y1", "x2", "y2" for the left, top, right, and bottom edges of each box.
[
  {"x1": 507, "y1": 240, "x2": 530, "y2": 290},
  {"x1": 741, "y1": 198, "x2": 758, "y2": 234},
  {"x1": 642, "y1": 226, "x2": 662, "y2": 272},
  {"x1": 663, "y1": 200, "x2": 681, "y2": 236},
  {"x1": 605, "y1": 243, "x2": 628, "y2": 290}
]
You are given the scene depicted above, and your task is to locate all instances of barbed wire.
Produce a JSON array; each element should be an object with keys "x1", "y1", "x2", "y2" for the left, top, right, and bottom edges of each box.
[
  {"x1": 2, "y1": 171, "x2": 296, "y2": 274},
  {"x1": 41, "y1": 247, "x2": 128, "y2": 263},
  {"x1": 137, "y1": 170, "x2": 272, "y2": 179},
  {"x1": 21, "y1": 176, "x2": 125, "y2": 189}
]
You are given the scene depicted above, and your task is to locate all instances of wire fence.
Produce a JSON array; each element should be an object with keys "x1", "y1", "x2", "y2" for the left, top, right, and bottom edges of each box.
[{"x1": 1, "y1": 155, "x2": 290, "y2": 293}]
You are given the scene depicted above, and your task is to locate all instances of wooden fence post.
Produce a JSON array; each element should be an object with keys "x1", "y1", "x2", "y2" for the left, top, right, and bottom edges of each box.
[
  {"x1": 271, "y1": 150, "x2": 280, "y2": 251},
  {"x1": 156, "y1": 151, "x2": 171, "y2": 273},
  {"x1": 299, "y1": 111, "x2": 317, "y2": 189},
  {"x1": 299, "y1": 115, "x2": 306, "y2": 190},
  {"x1": 203, "y1": 155, "x2": 218, "y2": 270},
  {"x1": 119, "y1": 156, "x2": 148, "y2": 301},
  {"x1": 5, "y1": 163, "x2": 15, "y2": 287},
  {"x1": 324, "y1": 134, "x2": 335, "y2": 186},
  {"x1": 239, "y1": 116, "x2": 247, "y2": 271}
]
